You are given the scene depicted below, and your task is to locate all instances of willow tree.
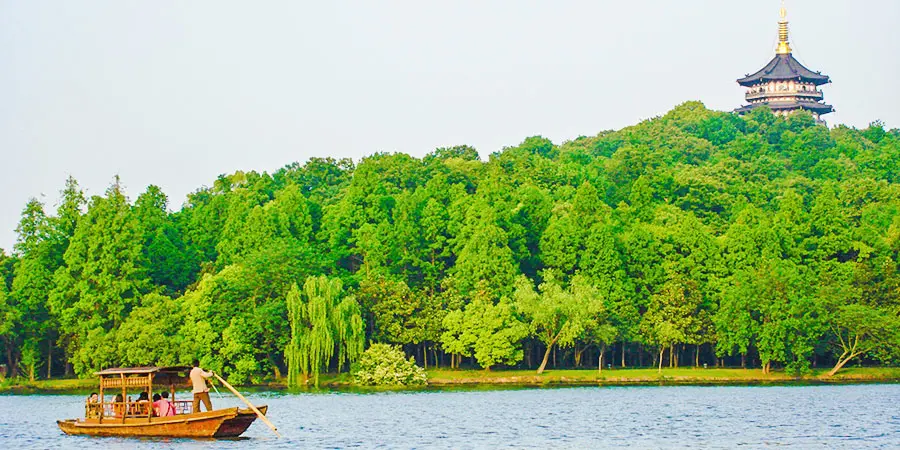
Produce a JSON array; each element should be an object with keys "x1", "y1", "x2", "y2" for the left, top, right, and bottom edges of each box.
[{"x1": 286, "y1": 276, "x2": 365, "y2": 387}]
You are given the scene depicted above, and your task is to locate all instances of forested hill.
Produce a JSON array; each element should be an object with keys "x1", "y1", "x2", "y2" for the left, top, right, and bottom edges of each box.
[{"x1": 2, "y1": 101, "x2": 899, "y2": 383}]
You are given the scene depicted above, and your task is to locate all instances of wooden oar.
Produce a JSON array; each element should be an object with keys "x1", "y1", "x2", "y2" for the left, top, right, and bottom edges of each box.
[
  {"x1": 210, "y1": 381, "x2": 225, "y2": 400},
  {"x1": 213, "y1": 373, "x2": 281, "y2": 438}
]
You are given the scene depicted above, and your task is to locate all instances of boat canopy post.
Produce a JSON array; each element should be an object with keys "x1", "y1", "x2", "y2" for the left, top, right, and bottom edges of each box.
[{"x1": 120, "y1": 374, "x2": 126, "y2": 424}]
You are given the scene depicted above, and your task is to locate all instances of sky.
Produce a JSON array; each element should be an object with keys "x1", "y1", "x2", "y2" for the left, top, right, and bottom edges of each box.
[{"x1": 1, "y1": 0, "x2": 899, "y2": 252}]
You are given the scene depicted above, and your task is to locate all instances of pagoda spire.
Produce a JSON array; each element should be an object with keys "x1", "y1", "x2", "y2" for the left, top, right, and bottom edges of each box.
[{"x1": 776, "y1": 1, "x2": 792, "y2": 54}]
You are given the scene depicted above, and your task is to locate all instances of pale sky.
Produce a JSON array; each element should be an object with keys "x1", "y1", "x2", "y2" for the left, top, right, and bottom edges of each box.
[{"x1": 2, "y1": 1, "x2": 899, "y2": 252}]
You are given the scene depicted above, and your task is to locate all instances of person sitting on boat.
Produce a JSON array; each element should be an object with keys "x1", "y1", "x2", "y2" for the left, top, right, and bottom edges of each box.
[
  {"x1": 86, "y1": 392, "x2": 100, "y2": 418},
  {"x1": 152, "y1": 393, "x2": 162, "y2": 416},
  {"x1": 113, "y1": 394, "x2": 126, "y2": 418},
  {"x1": 135, "y1": 391, "x2": 152, "y2": 416},
  {"x1": 190, "y1": 359, "x2": 215, "y2": 413},
  {"x1": 153, "y1": 392, "x2": 176, "y2": 417},
  {"x1": 160, "y1": 391, "x2": 177, "y2": 415}
]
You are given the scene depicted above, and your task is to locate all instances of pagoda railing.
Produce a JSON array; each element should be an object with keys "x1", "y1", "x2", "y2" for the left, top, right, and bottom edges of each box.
[{"x1": 746, "y1": 89, "x2": 823, "y2": 101}]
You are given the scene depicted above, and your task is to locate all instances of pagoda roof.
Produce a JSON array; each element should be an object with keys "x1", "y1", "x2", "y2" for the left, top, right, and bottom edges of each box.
[
  {"x1": 738, "y1": 53, "x2": 830, "y2": 86},
  {"x1": 735, "y1": 100, "x2": 834, "y2": 115}
]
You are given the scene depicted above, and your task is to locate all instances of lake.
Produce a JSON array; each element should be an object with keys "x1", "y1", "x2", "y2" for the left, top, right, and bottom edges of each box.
[{"x1": 1, "y1": 384, "x2": 899, "y2": 449}]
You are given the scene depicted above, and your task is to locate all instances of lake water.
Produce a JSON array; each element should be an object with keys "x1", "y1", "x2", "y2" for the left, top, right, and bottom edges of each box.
[{"x1": 1, "y1": 384, "x2": 899, "y2": 449}]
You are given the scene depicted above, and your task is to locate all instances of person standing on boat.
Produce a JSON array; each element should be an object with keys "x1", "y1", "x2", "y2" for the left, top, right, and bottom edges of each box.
[{"x1": 190, "y1": 360, "x2": 215, "y2": 413}]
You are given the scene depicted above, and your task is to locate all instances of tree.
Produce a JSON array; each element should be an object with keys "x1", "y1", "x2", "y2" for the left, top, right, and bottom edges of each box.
[
  {"x1": 116, "y1": 293, "x2": 181, "y2": 368},
  {"x1": 134, "y1": 186, "x2": 198, "y2": 294},
  {"x1": 6, "y1": 199, "x2": 55, "y2": 379},
  {"x1": 514, "y1": 274, "x2": 606, "y2": 374},
  {"x1": 826, "y1": 304, "x2": 900, "y2": 376},
  {"x1": 642, "y1": 276, "x2": 702, "y2": 373},
  {"x1": 356, "y1": 277, "x2": 417, "y2": 345},
  {"x1": 440, "y1": 285, "x2": 527, "y2": 371},
  {"x1": 753, "y1": 262, "x2": 822, "y2": 374},
  {"x1": 285, "y1": 276, "x2": 365, "y2": 387},
  {"x1": 48, "y1": 179, "x2": 149, "y2": 376},
  {"x1": 450, "y1": 200, "x2": 518, "y2": 297},
  {"x1": 0, "y1": 254, "x2": 19, "y2": 377}
]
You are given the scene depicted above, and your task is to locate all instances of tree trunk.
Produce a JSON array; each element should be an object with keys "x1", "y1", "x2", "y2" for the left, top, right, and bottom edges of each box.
[
  {"x1": 267, "y1": 353, "x2": 282, "y2": 379},
  {"x1": 423, "y1": 343, "x2": 428, "y2": 370},
  {"x1": 552, "y1": 346, "x2": 557, "y2": 368},
  {"x1": 47, "y1": 339, "x2": 53, "y2": 379},
  {"x1": 537, "y1": 335, "x2": 560, "y2": 375},
  {"x1": 658, "y1": 347, "x2": 665, "y2": 373},
  {"x1": 638, "y1": 344, "x2": 644, "y2": 367},
  {"x1": 828, "y1": 355, "x2": 857, "y2": 376},
  {"x1": 741, "y1": 353, "x2": 746, "y2": 369},
  {"x1": 598, "y1": 344, "x2": 606, "y2": 373},
  {"x1": 669, "y1": 344, "x2": 674, "y2": 368},
  {"x1": 828, "y1": 348, "x2": 862, "y2": 376},
  {"x1": 574, "y1": 345, "x2": 587, "y2": 368},
  {"x1": 621, "y1": 341, "x2": 626, "y2": 368},
  {"x1": 695, "y1": 344, "x2": 700, "y2": 367},
  {"x1": 525, "y1": 341, "x2": 533, "y2": 368},
  {"x1": 4, "y1": 342, "x2": 17, "y2": 379}
]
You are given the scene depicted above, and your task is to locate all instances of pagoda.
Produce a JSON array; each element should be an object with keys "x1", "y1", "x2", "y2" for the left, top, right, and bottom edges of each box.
[{"x1": 735, "y1": 3, "x2": 833, "y2": 124}]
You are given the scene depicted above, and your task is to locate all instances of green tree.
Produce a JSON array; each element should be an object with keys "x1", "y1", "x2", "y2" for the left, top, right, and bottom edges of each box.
[
  {"x1": 642, "y1": 276, "x2": 703, "y2": 373},
  {"x1": 514, "y1": 274, "x2": 606, "y2": 374},
  {"x1": 285, "y1": 276, "x2": 365, "y2": 387},
  {"x1": 440, "y1": 285, "x2": 527, "y2": 371},
  {"x1": 49, "y1": 179, "x2": 150, "y2": 376},
  {"x1": 826, "y1": 304, "x2": 900, "y2": 375},
  {"x1": 451, "y1": 200, "x2": 518, "y2": 297}
]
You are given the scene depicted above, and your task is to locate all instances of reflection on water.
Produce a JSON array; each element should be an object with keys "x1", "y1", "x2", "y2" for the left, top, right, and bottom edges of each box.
[{"x1": 2, "y1": 384, "x2": 899, "y2": 449}]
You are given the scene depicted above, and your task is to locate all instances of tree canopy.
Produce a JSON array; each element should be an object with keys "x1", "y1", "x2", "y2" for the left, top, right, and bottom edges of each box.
[{"x1": 2, "y1": 103, "x2": 899, "y2": 381}]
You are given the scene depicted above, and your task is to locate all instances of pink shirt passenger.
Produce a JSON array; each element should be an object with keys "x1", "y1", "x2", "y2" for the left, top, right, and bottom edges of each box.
[{"x1": 154, "y1": 399, "x2": 176, "y2": 417}]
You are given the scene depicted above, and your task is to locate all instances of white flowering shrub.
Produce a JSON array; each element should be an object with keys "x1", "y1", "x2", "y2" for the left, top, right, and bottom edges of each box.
[{"x1": 352, "y1": 344, "x2": 427, "y2": 386}]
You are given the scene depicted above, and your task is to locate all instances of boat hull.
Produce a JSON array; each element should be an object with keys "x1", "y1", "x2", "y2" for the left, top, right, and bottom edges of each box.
[{"x1": 57, "y1": 405, "x2": 267, "y2": 438}]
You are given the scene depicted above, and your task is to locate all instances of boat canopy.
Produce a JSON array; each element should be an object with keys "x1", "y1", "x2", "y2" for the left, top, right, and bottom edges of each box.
[{"x1": 95, "y1": 366, "x2": 192, "y2": 388}]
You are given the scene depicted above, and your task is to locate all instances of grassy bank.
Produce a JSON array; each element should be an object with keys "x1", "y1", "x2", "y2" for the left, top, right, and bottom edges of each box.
[
  {"x1": 3, "y1": 367, "x2": 899, "y2": 393},
  {"x1": 421, "y1": 367, "x2": 900, "y2": 386},
  {"x1": 0, "y1": 377, "x2": 96, "y2": 394}
]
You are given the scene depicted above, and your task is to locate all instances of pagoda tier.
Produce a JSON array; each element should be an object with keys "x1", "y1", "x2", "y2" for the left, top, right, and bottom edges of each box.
[
  {"x1": 737, "y1": 53, "x2": 830, "y2": 87},
  {"x1": 735, "y1": 3, "x2": 833, "y2": 124},
  {"x1": 735, "y1": 100, "x2": 834, "y2": 116}
]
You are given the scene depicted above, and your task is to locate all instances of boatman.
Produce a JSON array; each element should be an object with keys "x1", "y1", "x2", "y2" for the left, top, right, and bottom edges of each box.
[{"x1": 190, "y1": 359, "x2": 215, "y2": 413}]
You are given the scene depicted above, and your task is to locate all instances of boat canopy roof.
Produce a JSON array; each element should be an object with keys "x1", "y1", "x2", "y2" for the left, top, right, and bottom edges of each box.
[
  {"x1": 95, "y1": 366, "x2": 192, "y2": 376},
  {"x1": 95, "y1": 366, "x2": 193, "y2": 388}
]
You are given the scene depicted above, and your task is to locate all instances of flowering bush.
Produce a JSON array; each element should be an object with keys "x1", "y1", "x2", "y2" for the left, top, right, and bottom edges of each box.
[{"x1": 352, "y1": 344, "x2": 427, "y2": 386}]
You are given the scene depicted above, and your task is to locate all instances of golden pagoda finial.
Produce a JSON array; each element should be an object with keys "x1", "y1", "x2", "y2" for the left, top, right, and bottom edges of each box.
[{"x1": 776, "y1": 0, "x2": 792, "y2": 54}]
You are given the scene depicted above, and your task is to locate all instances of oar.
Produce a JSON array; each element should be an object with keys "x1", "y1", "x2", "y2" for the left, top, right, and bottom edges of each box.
[
  {"x1": 210, "y1": 381, "x2": 225, "y2": 400},
  {"x1": 214, "y1": 373, "x2": 281, "y2": 438}
]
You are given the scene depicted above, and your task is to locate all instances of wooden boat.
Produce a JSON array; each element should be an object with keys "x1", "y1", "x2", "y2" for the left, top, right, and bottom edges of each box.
[{"x1": 57, "y1": 366, "x2": 269, "y2": 438}]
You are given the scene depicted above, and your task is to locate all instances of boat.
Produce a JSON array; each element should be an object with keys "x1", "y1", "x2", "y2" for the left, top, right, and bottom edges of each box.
[{"x1": 57, "y1": 366, "x2": 270, "y2": 438}]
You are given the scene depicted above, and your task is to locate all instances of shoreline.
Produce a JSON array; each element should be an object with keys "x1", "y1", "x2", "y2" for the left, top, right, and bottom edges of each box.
[
  {"x1": 418, "y1": 367, "x2": 900, "y2": 388},
  {"x1": 3, "y1": 367, "x2": 899, "y2": 394}
]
